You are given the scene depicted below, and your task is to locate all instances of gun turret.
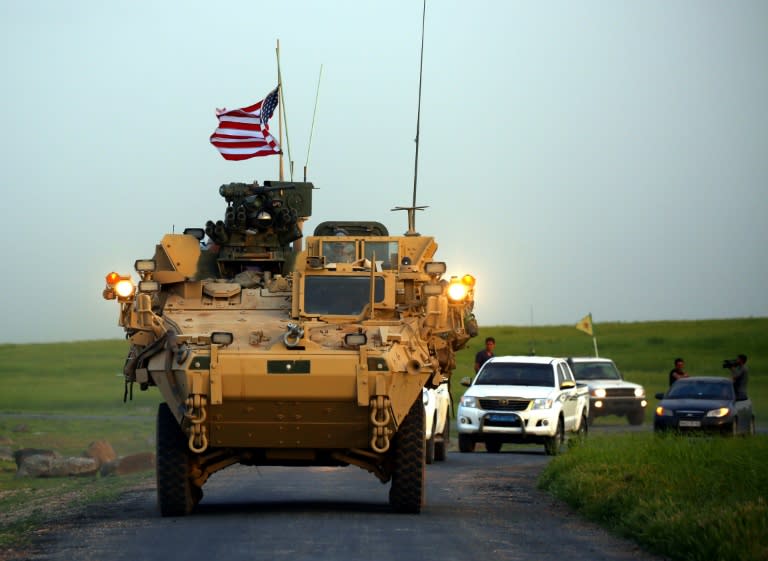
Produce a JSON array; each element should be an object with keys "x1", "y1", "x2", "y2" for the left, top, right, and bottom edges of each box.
[{"x1": 204, "y1": 180, "x2": 313, "y2": 277}]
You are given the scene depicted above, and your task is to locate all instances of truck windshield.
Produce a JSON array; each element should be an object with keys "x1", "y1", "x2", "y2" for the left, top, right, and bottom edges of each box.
[
  {"x1": 304, "y1": 276, "x2": 384, "y2": 316},
  {"x1": 571, "y1": 362, "x2": 621, "y2": 380},
  {"x1": 475, "y1": 363, "x2": 554, "y2": 387}
]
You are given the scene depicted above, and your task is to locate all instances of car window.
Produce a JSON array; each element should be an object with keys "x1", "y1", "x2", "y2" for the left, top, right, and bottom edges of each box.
[
  {"x1": 557, "y1": 364, "x2": 570, "y2": 385},
  {"x1": 572, "y1": 362, "x2": 621, "y2": 380},
  {"x1": 475, "y1": 363, "x2": 554, "y2": 387},
  {"x1": 667, "y1": 381, "x2": 734, "y2": 400}
]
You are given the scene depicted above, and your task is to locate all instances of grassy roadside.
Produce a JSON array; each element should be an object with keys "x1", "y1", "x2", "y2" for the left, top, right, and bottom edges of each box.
[
  {"x1": 0, "y1": 340, "x2": 159, "y2": 549},
  {"x1": 539, "y1": 433, "x2": 768, "y2": 561}
]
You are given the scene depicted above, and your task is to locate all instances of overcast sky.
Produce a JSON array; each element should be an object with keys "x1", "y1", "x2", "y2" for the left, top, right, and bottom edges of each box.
[{"x1": 1, "y1": 1, "x2": 766, "y2": 344}]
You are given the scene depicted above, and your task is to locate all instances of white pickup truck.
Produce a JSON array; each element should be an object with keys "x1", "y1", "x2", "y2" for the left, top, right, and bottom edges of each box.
[
  {"x1": 456, "y1": 356, "x2": 589, "y2": 455},
  {"x1": 423, "y1": 381, "x2": 451, "y2": 464}
]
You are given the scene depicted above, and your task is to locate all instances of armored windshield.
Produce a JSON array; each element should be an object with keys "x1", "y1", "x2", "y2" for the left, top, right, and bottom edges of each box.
[
  {"x1": 475, "y1": 363, "x2": 554, "y2": 387},
  {"x1": 304, "y1": 276, "x2": 385, "y2": 316},
  {"x1": 364, "y1": 241, "x2": 398, "y2": 270}
]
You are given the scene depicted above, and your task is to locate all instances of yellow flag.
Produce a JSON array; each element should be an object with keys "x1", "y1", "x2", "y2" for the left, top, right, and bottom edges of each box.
[{"x1": 576, "y1": 313, "x2": 593, "y2": 336}]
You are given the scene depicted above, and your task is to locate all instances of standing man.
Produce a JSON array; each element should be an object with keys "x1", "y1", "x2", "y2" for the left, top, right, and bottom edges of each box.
[
  {"x1": 729, "y1": 354, "x2": 749, "y2": 399},
  {"x1": 474, "y1": 337, "x2": 496, "y2": 373},
  {"x1": 668, "y1": 358, "x2": 689, "y2": 386}
]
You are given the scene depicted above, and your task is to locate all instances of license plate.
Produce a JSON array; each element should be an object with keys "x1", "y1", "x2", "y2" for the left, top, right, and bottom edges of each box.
[
  {"x1": 679, "y1": 420, "x2": 701, "y2": 428},
  {"x1": 486, "y1": 414, "x2": 517, "y2": 423}
]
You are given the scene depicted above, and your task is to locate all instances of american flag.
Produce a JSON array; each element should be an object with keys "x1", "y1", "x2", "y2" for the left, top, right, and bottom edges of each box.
[{"x1": 210, "y1": 86, "x2": 281, "y2": 160}]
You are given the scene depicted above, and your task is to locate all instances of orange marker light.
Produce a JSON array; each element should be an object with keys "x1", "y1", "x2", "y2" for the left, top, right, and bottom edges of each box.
[
  {"x1": 461, "y1": 274, "x2": 476, "y2": 287},
  {"x1": 106, "y1": 272, "x2": 121, "y2": 285}
]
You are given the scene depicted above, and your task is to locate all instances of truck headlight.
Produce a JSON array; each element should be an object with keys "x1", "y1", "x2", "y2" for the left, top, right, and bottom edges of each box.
[
  {"x1": 634, "y1": 388, "x2": 646, "y2": 398},
  {"x1": 460, "y1": 396, "x2": 478, "y2": 408},
  {"x1": 592, "y1": 388, "x2": 606, "y2": 398},
  {"x1": 532, "y1": 398, "x2": 553, "y2": 409}
]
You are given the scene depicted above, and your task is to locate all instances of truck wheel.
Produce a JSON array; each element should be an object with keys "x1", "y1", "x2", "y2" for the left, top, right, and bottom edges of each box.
[
  {"x1": 458, "y1": 434, "x2": 475, "y2": 453},
  {"x1": 389, "y1": 399, "x2": 425, "y2": 513},
  {"x1": 574, "y1": 413, "x2": 588, "y2": 443},
  {"x1": 544, "y1": 417, "x2": 564, "y2": 456},
  {"x1": 425, "y1": 413, "x2": 436, "y2": 465},
  {"x1": 156, "y1": 402, "x2": 199, "y2": 517},
  {"x1": 627, "y1": 409, "x2": 645, "y2": 426},
  {"x1": 434, "y1": 419, "x2": 449, "y2": 462}
]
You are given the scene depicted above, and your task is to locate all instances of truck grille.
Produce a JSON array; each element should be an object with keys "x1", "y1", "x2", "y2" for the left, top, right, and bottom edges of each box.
[
  {"x1": 479, "y1": 398, "x2": 530, "y2": 411},
  {"x1": 605, "y1": 388, "x2": 638, "y2": 398}
]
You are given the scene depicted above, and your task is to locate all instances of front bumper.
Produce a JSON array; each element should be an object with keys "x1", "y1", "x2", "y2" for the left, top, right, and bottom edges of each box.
[
  {"x1": 456, "y1": 406, "x2": 558, "y2": 437},
  {"x1": 590, "y1": 397, "x2": 647, "y2": 417},
  {"x1": 653, "y1": 414, "x2": 734, "y2": 433}
]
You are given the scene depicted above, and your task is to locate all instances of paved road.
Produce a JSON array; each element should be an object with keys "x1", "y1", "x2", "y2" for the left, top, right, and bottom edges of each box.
[{"x1": 25, "y1": 442, "x2": 663, "y2": 561}]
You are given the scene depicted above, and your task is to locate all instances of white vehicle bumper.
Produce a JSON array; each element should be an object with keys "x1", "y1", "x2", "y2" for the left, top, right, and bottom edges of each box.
[{"x1": 456, "y1": 406, "x2": 558, "y2": 437}]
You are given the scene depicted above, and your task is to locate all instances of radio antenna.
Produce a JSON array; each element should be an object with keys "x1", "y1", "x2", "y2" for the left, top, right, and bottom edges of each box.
[{"x1": 393, "y1": 0, "x2": 428, "y2": 235}]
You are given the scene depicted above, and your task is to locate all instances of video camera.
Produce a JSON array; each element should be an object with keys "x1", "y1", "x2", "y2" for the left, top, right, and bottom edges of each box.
[{"x1": 722, "y1": 359, "x2": 739, "y2": 369}]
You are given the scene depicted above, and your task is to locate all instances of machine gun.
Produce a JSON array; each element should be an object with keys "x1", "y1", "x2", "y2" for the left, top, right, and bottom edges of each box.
[{"x1": 203, "y1": 180, "x2": 313, "y2": 277}]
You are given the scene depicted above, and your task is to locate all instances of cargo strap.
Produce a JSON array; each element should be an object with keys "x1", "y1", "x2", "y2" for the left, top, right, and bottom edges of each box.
[
  {"x1": 185, "y1": 394, "x2": 209, "y2": 453},
  {"x1": 369, "y1": 395, "x2": 393, "y2": 453}
]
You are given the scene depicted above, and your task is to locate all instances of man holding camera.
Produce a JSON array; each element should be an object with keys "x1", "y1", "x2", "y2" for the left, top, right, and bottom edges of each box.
[{"x1": 728, "y1": 354, "x2": 749, "y2": 400}]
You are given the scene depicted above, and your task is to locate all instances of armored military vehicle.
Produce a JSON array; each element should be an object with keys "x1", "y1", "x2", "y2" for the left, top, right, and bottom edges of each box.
[{"x1": 103, "y1": 179, "x2": 477, "y2": 515}]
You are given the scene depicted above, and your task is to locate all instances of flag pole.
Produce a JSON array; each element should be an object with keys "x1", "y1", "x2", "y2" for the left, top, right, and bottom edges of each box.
[
  {"x1": 593, "y1": 336, "x2": 599, "y2": 357},
  {"x1": 276, "y1": 40, "x2": 284, "y2": 181}
]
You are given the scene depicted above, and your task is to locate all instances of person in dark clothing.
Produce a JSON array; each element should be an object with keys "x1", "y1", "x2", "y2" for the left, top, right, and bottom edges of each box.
[
  {"x1": 729, "y1": 354, "x2": 749, "y2": 400},
  {"x1": 474, "y1": 337, "x2": 496, "y2": 373},
  {"x1": 668, "y1": 357, "x2": 689, "y2": 386}
]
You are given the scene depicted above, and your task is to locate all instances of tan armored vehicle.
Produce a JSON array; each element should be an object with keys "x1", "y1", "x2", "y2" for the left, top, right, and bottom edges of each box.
[{"x1": 103, "y1": 180, "x2": 477, "y2": 515}]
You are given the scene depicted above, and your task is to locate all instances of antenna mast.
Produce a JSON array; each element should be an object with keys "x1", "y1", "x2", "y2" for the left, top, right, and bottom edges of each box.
[{"x1": 393, "y1": 0, "x2": 428, "y2": 235}]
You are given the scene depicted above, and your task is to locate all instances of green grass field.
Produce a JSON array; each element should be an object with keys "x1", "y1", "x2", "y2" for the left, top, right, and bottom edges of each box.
[{"x1": 0, "y1": 317, "x2": 766, "y2": 556}]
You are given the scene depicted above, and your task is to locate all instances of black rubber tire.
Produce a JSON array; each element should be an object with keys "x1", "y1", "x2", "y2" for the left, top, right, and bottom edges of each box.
[
  {"x1": 574, "y1": 413, "x2": 588, "y2": 444},
  {"x1": 485, "y1": 440, "x2": 502, "y2": 453},
  {"x1": 434, "y1": 418, "x2": 449, "y2": 462},
  {"x1": 425, "y1": 413, "x2": 436, "y2": 465},
  {"x1": 458, "y1": 433, "x2": 475, "y2": 453},
  {"x1": 389, "y1": 399, "x2": 425, "y2": 513},
  {"x1": 544, "y1": 417, "x2": 564, "y2": 456},
  {"x1": 627, "y1": 409, "x2": 645, "y2": 426},
  {"x1": 156, "y1": 402, "x2": 198, "y2": 517}
]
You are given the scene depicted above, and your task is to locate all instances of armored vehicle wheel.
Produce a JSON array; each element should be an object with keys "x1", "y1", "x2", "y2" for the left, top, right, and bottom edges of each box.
[
  {"x1": 627, "y1": 409, "x2": 645, "y2": 426},
  {"x1": 434, "y1": 419, "x2": 449, "y2": 462},
  {"x1": 156, "y1": 402, "x2": 200, "y2": 516},
  {"x1": 389, "y1": 399, "x2": 425, "y2": 513},
  {"x1": 458, "y1": 434, "x2": 475, "y2": 453},
  {"x1": 544, "y1": 416, "x2": 565, "y2": 456}
]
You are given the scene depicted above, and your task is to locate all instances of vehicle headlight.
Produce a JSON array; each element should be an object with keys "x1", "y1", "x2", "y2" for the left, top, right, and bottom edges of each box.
[
  {"x1": 655, "y1": 406, "x2": 674, "y2": 417},
  {"x1": 532, "y1": 398, "x2": 553, "y2": 409},
  {"x1": 114, "y1": 278, "x2": 135, "y2": 299},
  {"x1": 592, "y1": 388, "x2": 606, "y2": 398},
  {"x1": 706, "y1": 407, "x2": 730, "y2": 418},
  {"x1": 460, "y1": 396, "x2": 478, "y2": 408},
  {"x1": 634, "y1": 388, "x2": 645, "y2": 398}
]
